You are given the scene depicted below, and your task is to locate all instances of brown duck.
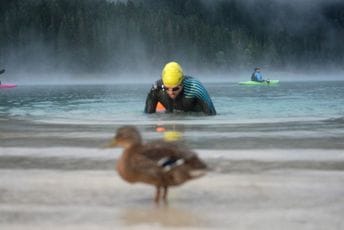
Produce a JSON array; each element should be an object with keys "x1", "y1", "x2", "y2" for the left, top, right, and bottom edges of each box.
[{"x1": 108, "y1": 125, "x2": 207, "y2": 203}]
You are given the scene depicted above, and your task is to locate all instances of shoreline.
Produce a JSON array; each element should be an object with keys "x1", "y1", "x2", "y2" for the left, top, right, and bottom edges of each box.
[
  {"x1": 1, "y1": 148, "x2": 344, "y2": 172},
  {"x1": 1, "y1": 147, "x2": 344, "y2": 159},
  {"x1": 1, "y1": 148, "x2": 344, "y2": 229},
  {"x1": 1, "y1": 116, "x2": 344, "y2": 150}
]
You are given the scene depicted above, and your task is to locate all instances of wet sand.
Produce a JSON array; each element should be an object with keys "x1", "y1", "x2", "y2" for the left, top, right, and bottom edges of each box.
[{"x1": 1, "y1": 148, "x2": 344, "y2": 230}]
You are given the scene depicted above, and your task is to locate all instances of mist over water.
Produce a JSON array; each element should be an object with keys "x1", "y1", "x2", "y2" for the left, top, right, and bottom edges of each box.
[
  {"x1": 7, "y1": 71, "x2": 344, "y2": 86},
  {"x1": 1, "y1": 0, "x2": 343, "y2": 83}
]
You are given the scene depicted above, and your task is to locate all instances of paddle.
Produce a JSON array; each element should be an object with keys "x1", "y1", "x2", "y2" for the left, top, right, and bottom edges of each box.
[{"x1": 0, "y1": 69, "x2": 5, "y2": 74}]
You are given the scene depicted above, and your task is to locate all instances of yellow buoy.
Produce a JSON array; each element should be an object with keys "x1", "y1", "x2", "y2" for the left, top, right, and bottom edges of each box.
[{"x1": 164, "y1": 131, "x2": 182, "y2": 141}]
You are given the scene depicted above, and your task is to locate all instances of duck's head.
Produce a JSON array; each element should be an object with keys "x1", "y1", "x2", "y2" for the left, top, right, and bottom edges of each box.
[{"x1": 107, "y1": 125, "x2": 142, "y2": 148}]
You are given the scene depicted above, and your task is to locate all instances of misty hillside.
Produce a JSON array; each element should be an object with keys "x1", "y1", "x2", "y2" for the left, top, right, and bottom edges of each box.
[{"x1": 0, "y1": 0, "x2": 343, "y2": 77}]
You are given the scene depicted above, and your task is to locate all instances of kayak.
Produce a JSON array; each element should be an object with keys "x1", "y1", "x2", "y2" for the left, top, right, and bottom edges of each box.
[
  {"x1": 0, "y1": 84, "x2": 17, "y2": 88},
  {"x1": 238, "y1": 80, "x2": 279, "y2": 85}
]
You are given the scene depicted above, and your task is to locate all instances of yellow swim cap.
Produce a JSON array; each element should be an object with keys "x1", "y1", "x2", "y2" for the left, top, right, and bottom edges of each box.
[{"x1": 162, "y1": 62, "x2": 184, "y2": 87}]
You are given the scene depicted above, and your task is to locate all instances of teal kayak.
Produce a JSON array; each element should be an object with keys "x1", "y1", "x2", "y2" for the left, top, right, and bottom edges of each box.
[{"x1": 238, "y1": 80, "x2": 279, "y2": 85}]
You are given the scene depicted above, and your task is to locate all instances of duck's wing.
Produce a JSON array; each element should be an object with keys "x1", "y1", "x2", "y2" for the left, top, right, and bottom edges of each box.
[
  {"x1": 139, "y1": 141, "x2": 207, "y2": 170},
  {"x1": 140, "y1": 141, "x2": 194, "y2": 160},
  {"x1": 128, "y1": 152, "x2": 165, "y2": 181}
]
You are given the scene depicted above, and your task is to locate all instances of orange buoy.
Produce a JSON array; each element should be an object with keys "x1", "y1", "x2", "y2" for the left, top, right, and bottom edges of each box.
[
  {"x1": 156, "y1": 126, "x2": 166, "y2": 132},
  {"x1": 156, "y1": 102, "x2": 166, "y2": 112}
]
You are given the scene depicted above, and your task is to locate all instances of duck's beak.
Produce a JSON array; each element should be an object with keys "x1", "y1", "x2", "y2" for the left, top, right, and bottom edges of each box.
[{"x1": 102, "y1": 138, "x2": 117, "y2": 148}]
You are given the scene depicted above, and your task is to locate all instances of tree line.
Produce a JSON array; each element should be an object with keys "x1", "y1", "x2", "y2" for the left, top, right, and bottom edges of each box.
[{"x1": 0, "y1": 0, "x2": 343, "y2": 76}]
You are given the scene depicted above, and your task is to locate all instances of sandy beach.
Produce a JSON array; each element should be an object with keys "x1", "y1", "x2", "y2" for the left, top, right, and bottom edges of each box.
[{"x1": 0, "y1": 148, "x2": 343, "y2": 230}]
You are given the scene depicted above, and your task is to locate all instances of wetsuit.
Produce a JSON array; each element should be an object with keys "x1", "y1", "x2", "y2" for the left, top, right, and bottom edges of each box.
[{"x1": 144, "y1": 76, "x2": 216, "y2": 115}]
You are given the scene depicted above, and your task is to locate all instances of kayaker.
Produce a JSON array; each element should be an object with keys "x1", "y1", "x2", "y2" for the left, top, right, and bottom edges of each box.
[
  {"x1": 144, "y1": 61, "x2": 216, "y2": 115},
  {"x1": 251, "y1": 67, "x2": 267, "y2": 82}
]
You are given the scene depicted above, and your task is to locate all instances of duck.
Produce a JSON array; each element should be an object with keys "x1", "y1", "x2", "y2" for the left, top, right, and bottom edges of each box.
[{"x1": 107, "y1": 125, "x2": 207, "y2": 203}]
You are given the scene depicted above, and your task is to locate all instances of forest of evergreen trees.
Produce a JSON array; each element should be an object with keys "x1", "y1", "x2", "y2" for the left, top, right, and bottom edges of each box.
[{"x1": 0, "y1": 0, "x2": 343, "y2": 76}]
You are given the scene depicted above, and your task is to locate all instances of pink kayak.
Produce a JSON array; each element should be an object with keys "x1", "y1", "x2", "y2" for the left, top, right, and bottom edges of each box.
[{"x1": 0, "y1": 84, "x2": 17, "y2": 88}]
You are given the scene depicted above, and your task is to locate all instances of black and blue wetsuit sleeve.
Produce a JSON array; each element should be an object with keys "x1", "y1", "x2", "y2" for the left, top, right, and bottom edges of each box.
[
  {"x1": 196, "y1": 87, "x2": 217, "y2": 115},
  {"x1": 184, "y1": 78, "x2": 216, "y2": 115}
]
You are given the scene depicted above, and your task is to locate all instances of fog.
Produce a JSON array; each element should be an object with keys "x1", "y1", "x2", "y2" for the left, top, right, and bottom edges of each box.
[
  {"x1": 8, "y1": 69, "x2": 344, "y2": 86},
  {"x1": 1, "y1": 0, "x2": 343, "y2": 84}
]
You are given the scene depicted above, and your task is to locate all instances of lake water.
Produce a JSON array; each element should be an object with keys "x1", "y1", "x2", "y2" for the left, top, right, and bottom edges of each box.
[
  {"x1": 1, "y1": 81, "x2": 344, "y2": 149},
  {"x1": 1, "y1": 81, "x2": 344, "y2": 229}
]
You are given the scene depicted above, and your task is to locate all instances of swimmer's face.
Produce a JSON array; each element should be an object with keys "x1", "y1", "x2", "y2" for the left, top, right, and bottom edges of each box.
[{"x1": 165, "y1": 85, "x2": 183, "y2": 99}]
